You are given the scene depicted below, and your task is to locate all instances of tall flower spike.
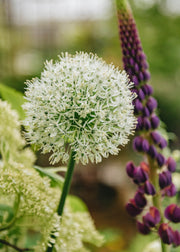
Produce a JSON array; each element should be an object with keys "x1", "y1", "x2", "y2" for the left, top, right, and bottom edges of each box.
[{"x1": 116, "y1": 0, "x2": 178, "y2": 249}]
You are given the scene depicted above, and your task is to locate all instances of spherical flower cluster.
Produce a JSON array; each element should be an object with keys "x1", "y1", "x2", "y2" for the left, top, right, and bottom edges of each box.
[{"x1": 23, "y1": 52, "x2": 137, "y2": 165}]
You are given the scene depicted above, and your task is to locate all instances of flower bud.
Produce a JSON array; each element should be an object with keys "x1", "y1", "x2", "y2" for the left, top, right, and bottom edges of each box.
[
  {"x1": 143, "y1": 117, "x2": 151, "y2": 130},
  {"x1": 151, "y1": 115, "x2": 160, "y2": 129},
  {"x1": 143, "y1": 107, "x2": 150, "y2": 117},
  {"x1": 159, "y1": 137, "x2": 167, "y2": 149},
  {"x1": 133, "y1": 167, "x2": 149, "y2": 184},
  {"x1": 151, "y1": 132, "x2": 161, "y2": 144},
  {"x1": 126, "y1": 199, "x2": 142, "y2": 217},
  {"x1": 146, "y1": 97, "x2": 157, "y2": 113},
  {"x1": 143, "y1": 207, "x2": 161, "y2": 227},
  {"x1": 174, "y1": 230, "x2": 180, "y2": 247},
  {"x1": 142, "y1": 139, "x2": 149, "y2": 152},
  {"x1": 126, "y1": 161, "x2": 136, "y2": 178},
  {"x1": 163, "y1": 183, "x2": 177, "y2": 197},
  {"x1": 142, "y1": 84, "x2": 153, "y2": 96},
  {"x1": 137, "y1": 221, "x2": 150, "y2": 235},
  {"x1": 138, "y1": 88, "x2": 145, "y2": 101},
  {"x1": 132, "y1": 75, "x2": 139, "y2": 86},
  {"x1": 166, "y1": 157, "x2": 176, "y2": 172},
  {"x1": 148, "y1": 145, "x2": 158, "y2": 159},
  {"x1": 156, "y1": 153, "x2": 165, "y2": 167},
  {"x1": 165, "y1": 204, "x2": 180, "y2": 223},
  {"x1": 159, "y1": 171, "x2": 172, "y2": 189},
  {"x1": 134, "y1": 99, "x2": 143, "y2": 113},
  {"x1": 136, "y1": 116, "x2": 143, "y2": 130},
  {"x1": 144, "y1": 181, "x2": 156, "y2": 195},
  {"x1": 158, "y1": 223, "x2": 174, "y2": 245},
  {"x1": 133, "y1": 136, "x2": 142, "y2": 152},
  {"x1": 134, "y1": 191, "x2": 147, "y2": 208}
]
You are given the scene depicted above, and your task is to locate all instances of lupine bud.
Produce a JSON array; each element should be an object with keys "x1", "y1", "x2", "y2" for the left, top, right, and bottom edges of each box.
[
  {"x1": 144, "y1": 181, "x2": 156, "y2": 195},
  {"x1": 159, "y1": 171, "x2": 172, "y2": 189},
  {"x1": 126, "y1": 161, "x2": 136, "y2": 178},
  {"x1": 146, "y1": 97, "x2": 157, "y2": 113},
  {"x1": 126, "y1": 199, "x2": 142, "y2": 217},
  {"x1": 158, "y1": 223, "x2": 174, "y2": 245},
  {"x1": 163, "y1": 183, "x2": 177, "y2": 197},
  {"x1": 166, "y1": 157, "x2": 176, "y2": 172},
  {"x1": 156, "y1": 153, "x2": 165, "y2": 167},
  {"x1": 134, "y1": 167, "x2": 149, "y2": 184},
  {"x1": 143, "y1": 207, "x2": 161, "y2": 227},
  {"x1": 137, "y1": 221, "x2": 150, "y2": 235},
  {"x1": 159, "y1": 137, "x2": 167, "y2": 149},
  {"x1": 132, "y1": 75, "x2": 139, "y2": 86},
  {"x1": 148, "y1": 145, "x2": 158, "y2": 159},
  {"x1": 151, "y1": 115, "x2": 160, "y2": 129},
  {"x1": 134, "y1": 99, "x2": 143, "y2": 113},
  {"x1": 134, "y1": 191, "x2": 147, "y2": 208},
  {"x1": 174, "y1": 230, "x2": 180, "y2": 246},
  {"x1": 136, "y1": 116, "x2": 143, "y2": 130},
  {"x1": 165, "y1": 204, "x2": 180, "y2": 223},
  {"x1": 142, "y1": 84, "x2": 153, "y2": 96},
  {"x1": 143, "y1": 107, "x2": 150, "y2": 117},
  {"x1": 143, "y1": 117, "x2": 151, "y2": 130},
  {"x1": 133, "y1": 136, "x2": 142, "y2": 152},
  {"x1": 151, "y1": 132, "x2": 161, "y2": 144},
  {"x1": 142, "y1": 139, "x2": 149, "y2": 152},
  {"x1": 138, "y1": 89, "x2": 145, "y2": 101},
  {"x1": 143, "y1": 70, "x2": 151, "y2": 81}
]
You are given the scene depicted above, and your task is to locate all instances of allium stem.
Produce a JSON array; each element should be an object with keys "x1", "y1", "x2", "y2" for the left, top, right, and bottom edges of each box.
[{"x1": 46, "y1": 150, "x2": 76, "y2": 252}]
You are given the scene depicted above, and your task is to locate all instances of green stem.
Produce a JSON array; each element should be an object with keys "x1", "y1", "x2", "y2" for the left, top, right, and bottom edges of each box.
[
  {"x1": 0, "y1": 194, "x2": 20, "y2": 232},
  {"x1": 46, "y1": 150, "x2": 76, "y2": 252},
  {"x1": 161, "y1": 240, "x2": 169, "y2": 252}
]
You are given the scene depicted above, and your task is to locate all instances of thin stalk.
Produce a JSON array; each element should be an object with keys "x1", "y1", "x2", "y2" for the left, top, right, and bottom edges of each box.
[
  {"x1": 161, "y1": 240, "x2": 169, "y2": 252},
  {"x1": 46, "y1": 150, "x2": 76, "y2": 252}
]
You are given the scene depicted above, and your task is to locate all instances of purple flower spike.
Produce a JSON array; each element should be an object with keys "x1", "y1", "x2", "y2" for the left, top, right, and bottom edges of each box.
[
  {"x1": 133, "y1": 167, "x2": 149, "y2": 184},
  {"x1": 156, "y1": 153, "x2": 165, "y2": 167},
  {"x1": 159, "y1": 137, "x2": 167, "y2": 149},
  {"x1": 144, "y1": 181, "x2": 156, "y2": 195},
  {"x1": 137, "y1": 221, "x2": 150, "y2": 235},
  {"x1": 159, "y1": 171, "x2": 172, "y2": 189},
  {"x1": 142, "y1": 139, "x2": 149, "y2": 152},
  {"x1": 151, "y1": 131, "x2": 161, "y2": 144},
  {"x1": 126, "y1": 199, "x2": 142, "y2": 217},
  {"x1": 143, "y1": 207, "x2": 161, "y2": 227},
  {"x1": 151, "y1": 115, "x2": 160, "y2": 129},
  {"x1": 148, "y1": 145, "x2": 158, "y2": 159},
  {"x1": 146, "y1": 97, "x2": 157, "y2": 113},
  {"x1": 165, "y1": 204, "x2": 180, "y2": 223},
  {"x1": 174, "y1": 230, "x2": 180, "y2": 246},
  {"x1": 126, "y1": 161, "x2": 136, "y2": 178},
  {"x1": 134, "y1": 191, "x2": 147, "y2": 208},
  {"x1": 158, "y1": 223, "x2": 174, "y2": 245},
  {"x1": 133, "y1": 136, "x2": 142, "y2": 152},
  {"x1": 166, "y1": 157, "x2": 176, "y2": 172},
  {"x1": 163, "y1": 183, "x2": 177, "y2": 197},
  {"x1": 143, "y1": 117, "x2": 151, "y2": 130}
]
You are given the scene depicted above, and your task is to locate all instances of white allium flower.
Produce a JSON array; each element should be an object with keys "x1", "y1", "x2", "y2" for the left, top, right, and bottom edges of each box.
[{"x1": 23, "y1": 52, "x2": 137, "y2": 164}]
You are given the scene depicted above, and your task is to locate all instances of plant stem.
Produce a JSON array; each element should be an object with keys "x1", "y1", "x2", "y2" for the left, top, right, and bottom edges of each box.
[
  {"x1": 46, "y1": 150, "x2": 76, "y2": 252},
  {"x1": 0, "y1": 239, "x2": 33, "y2": 251},
  {"x1": 161, "y1": 240, "x2": 169, "y2": 252}
]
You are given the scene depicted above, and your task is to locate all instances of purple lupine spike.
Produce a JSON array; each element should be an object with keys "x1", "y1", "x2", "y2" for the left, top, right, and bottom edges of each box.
[
  {"x1": 137, "y1": 221, "x2": 151, "y2": 235},
  {"x1": 158, "y1": 223, "x2": 174, "y2": 245},
  {"x1": 165, "y1": 204, "x2": 180, "y2": 223},
  {"x1": 166, "y1": 157, "x2": 176, "y2": 172}
]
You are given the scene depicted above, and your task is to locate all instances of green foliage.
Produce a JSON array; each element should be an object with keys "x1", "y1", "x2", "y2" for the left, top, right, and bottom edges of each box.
[
  {"x1": 0, "y1": 83, "x2": 25, "y2": 119},
  {"x1": 68, "y1": 195, "x2": 88, "y2": 213}
]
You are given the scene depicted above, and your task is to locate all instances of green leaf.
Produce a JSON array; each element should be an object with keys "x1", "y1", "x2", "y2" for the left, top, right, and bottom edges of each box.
[
  {"x1": 33, "y1": 165, "x2": 64, "y2": 187},
  {"x1": 0, "y1": 204, "x2": 14, "y2": 223},
  {"x1": 0, "y1": 83, "x2": 25, "y2": 119},
  {"x1": 68, "y1": 195, "x2": 88, "y2": 213}
]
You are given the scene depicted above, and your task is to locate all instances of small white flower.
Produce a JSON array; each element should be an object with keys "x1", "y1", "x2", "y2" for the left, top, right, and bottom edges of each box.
[{"x1": 23, "y1": 52, "x2": 137, "y2": 164}]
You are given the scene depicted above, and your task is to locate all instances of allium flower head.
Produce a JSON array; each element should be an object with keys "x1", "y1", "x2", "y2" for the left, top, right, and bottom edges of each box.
[{"x1": 23, "y1": 52, "x2": 137, "y2": 164}]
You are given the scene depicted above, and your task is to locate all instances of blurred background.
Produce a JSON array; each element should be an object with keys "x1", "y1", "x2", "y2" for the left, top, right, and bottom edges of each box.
[{"x1": 0, "y1": 0, "x2": 180, "y2": 251}]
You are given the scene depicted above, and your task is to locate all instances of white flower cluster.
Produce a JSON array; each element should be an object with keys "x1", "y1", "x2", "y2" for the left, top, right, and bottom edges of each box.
[
  {"x1": 23, "y1": 52, "x2": 137, "y2": 164},
  {"x1": 0, "y1": 99, "x2": 103, "y2": 251}
]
